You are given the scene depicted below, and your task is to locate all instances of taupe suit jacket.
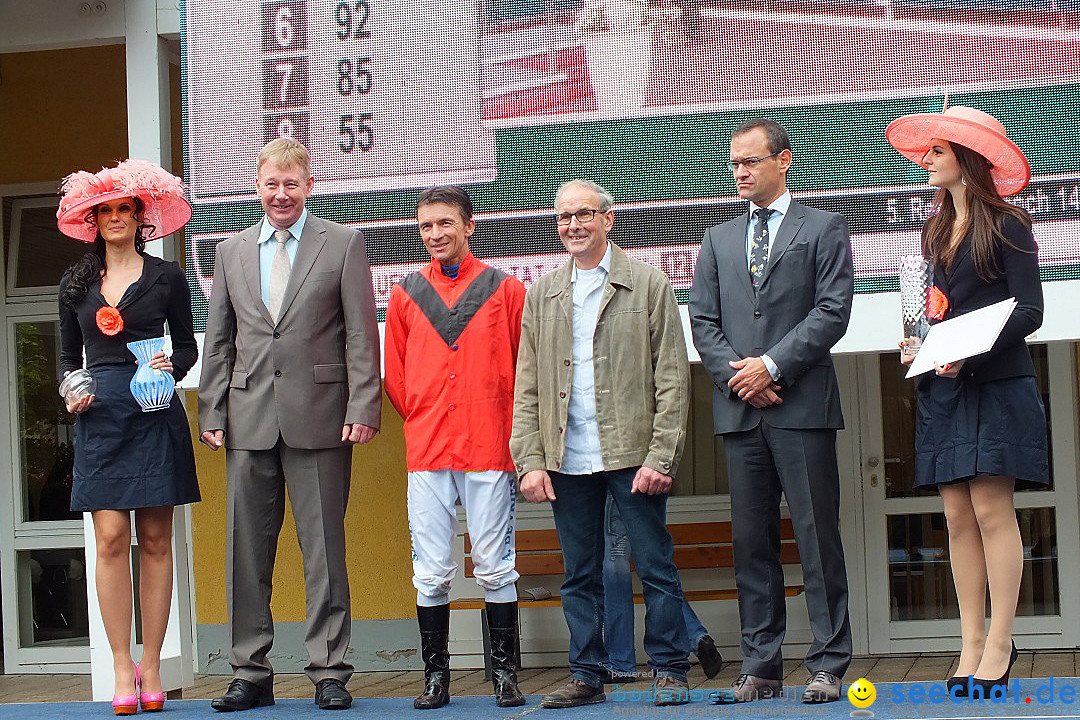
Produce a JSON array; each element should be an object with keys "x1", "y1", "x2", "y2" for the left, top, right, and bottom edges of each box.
[{"x1": 199, "y1": 215, "x2": 382, "y2": 450}]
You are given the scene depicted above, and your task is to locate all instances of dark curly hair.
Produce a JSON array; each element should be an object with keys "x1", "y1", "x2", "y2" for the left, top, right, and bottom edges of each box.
[{"x1": 59, "y1": 197, "x2": 155, "y2": 307}]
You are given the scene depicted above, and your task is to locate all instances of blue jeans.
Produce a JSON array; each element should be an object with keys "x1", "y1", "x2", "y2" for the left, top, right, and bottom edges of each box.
[
  {"x1": 603, "y1": 493, "x2": 708, "y2": 673},
  {"x1": 549, "y1": 468, "x2": 690, "y2": 687}
]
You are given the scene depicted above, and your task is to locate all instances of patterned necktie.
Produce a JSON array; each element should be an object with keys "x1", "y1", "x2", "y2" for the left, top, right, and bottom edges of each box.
[
  {"x1": 268, "y1": 228, "x2": 292, "y2": 322},
  {"x1": 749, "y1": 208, "x2": 773, "y2": 288}
]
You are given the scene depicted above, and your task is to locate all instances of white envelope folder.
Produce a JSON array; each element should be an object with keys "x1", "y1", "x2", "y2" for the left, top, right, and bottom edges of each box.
[{"x1": 905, "y1": 297, "x2": 1018, "y2": 379}]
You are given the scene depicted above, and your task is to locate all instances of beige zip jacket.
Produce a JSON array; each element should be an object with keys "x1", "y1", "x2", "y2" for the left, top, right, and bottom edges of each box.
[{"x1": 511, "y1": 243, "x2": 689, "y2": 477}]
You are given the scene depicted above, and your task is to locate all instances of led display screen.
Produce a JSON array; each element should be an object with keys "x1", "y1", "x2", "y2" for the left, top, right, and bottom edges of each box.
[{"x1": 183, "y1": 0, "x2": 1080, "y2": 330}]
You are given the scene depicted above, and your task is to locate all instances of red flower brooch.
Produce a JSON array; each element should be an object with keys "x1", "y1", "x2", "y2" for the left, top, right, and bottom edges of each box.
[
  {"x1": 95, "y1": 306, "x2": 124, "y2": 336},
  {"x1": 926, "y1": 286, "x2": 949, "y2": 321}
]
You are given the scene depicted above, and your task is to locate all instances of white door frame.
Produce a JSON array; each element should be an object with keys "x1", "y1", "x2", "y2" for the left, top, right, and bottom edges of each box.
[{"x1": 834, "y1": 353, "x2": 871, "y2": 656}]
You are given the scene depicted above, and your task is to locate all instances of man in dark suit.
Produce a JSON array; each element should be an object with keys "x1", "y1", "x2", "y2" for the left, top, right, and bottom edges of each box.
[
  {"x1": 689, "y1": 119, "x2": 854, "y2": 704},
  {"x1": 198, "y1": 138, "x2": 382, "y2": 711}
]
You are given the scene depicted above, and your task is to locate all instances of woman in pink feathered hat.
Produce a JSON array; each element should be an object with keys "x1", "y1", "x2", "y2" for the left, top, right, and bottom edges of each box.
[
  {"x1": 889, "y1": 106, "x2": 1046, "y2": 697},
  {"x1": 56, "y1": 159, "x2": 200, "y2": 715}
]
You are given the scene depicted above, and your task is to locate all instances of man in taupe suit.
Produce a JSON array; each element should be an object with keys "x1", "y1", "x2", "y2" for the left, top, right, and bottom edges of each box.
[{"x1": 198, "y1": 138, "x2": 381, "y2": 712}]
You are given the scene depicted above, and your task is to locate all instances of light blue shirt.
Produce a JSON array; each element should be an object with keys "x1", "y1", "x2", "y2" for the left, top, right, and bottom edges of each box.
[
  {"x1": 560, "y1": 243, "x2": 612, "y2": 475},
  {"x1": 744, "y1": 191, "x2": 791, "y2": 381},
  {"x1": 258, "y1": 208, "x2": 308, "y2": 308}
]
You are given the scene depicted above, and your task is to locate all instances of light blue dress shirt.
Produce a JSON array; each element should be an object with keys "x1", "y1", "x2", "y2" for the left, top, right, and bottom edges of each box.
[
  {"x1": 258, "y1": 208, "x2": 307, "y2": 308},
  {"x1": 744, "y1": 191, "x2": 791, "y2": 380},
  {"x1": 560, "y1": 243, "x2": 613, "y2": 476}
]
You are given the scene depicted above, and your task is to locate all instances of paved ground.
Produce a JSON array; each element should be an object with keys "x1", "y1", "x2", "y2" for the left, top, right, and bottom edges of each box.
[{"x1": 1, "y1": 650, "x2": 1078, "y2": 703}]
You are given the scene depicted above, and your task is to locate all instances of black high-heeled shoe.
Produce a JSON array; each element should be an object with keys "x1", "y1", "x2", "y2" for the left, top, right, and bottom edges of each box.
[
  {"x1": 946, "y1": 675, "x2": 968, "y2": 697},
  {"x1": 969, "y1": 641, "x2": 1018, "y2": 695}
]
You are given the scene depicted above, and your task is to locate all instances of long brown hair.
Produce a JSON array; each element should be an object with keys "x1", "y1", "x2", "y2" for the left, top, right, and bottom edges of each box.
[{"x1": 921, "y1": 141, "x2": 1032, "y2": 281}]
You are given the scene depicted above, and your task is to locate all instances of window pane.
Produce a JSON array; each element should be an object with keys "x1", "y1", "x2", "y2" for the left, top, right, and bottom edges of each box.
[
  {"x1": 886, "y1": 508, "x2": 1059, "y2": 621},
  {"x1": 11, "y1": 202, "x2": 88, "y2": 290},
  {"x1": 18, "y1": 548, "x2": 89, "y2": 648},
  {"x1": 16, "y1": 320, "x2": 79, "y2": 522}
]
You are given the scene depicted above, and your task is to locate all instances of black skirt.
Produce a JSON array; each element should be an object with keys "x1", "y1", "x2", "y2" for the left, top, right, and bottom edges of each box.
[
  {"x1": 71, "y1": 363, "x2": 200, "y2": 511},
  {"x1": 914, "y1": 374, "x2": 1049, "y2": 490}
]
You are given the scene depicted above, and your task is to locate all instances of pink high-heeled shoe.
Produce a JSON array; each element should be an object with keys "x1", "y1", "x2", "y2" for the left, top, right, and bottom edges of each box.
[
  {"x1": 112, "y1": 662, "x2": 138, "y2": 716},
  {"x1": 137, "y1": 662, "x2": 166, "y2": 712}
]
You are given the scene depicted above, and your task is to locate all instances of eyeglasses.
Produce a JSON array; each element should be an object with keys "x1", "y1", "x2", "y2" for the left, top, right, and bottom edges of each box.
[
  {"x1": 728, "y1": 151, "x2": 781, "y2": 170},
  {"x1": 555, "y1": 208, "x2": 599, "y2": 226}
]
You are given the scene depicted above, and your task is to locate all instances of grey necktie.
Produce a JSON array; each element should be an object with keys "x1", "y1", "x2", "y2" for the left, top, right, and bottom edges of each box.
[
  {"x1": 749, "y1": 208, "x2": 773, "y2": 288},
  {"x1": 268, "y1": 228, "x2": 292, "y2": 322}
]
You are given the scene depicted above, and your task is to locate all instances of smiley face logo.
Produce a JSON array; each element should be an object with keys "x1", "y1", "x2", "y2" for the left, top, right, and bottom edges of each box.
[{"x1": 848, "y1": 678, "x2": 876, "y2": 708}]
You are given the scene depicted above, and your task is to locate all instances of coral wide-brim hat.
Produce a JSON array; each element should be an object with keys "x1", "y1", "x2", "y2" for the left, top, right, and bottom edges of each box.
[
  {"x1": 885, "y1": 106, "x2": 1031, "y2": 196},
  {"x1": 56, "y1": 159, "x2": 193, "y2": 243}
]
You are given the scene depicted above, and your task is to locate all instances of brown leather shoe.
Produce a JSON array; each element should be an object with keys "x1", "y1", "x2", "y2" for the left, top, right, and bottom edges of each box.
[
  {"x1": 540, "y1": 679, "x2": 606, "y2": 708},
  {"x1": 802, "y1": 671, "x2": 842, "y2": 703},
  {"x1": 713, "y1": 674, "x2": 783, "y2": 704},
  {"x1": 653, "y1": 676, "x2": 690, "y2": 706}
]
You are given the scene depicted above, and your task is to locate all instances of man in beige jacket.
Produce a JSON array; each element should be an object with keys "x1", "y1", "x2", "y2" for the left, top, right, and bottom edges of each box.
[{"x1": 511, "y1": 179, "x2": 691, "y2": 709}]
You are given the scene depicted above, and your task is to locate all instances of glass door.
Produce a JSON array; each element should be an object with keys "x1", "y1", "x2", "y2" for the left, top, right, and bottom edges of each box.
[
  {"x1": 0, "y1": 308, "x2": 91, "y2": 671},
  {"x1": 857, "y1": 344, "x2": 1080, "y2": 653}
]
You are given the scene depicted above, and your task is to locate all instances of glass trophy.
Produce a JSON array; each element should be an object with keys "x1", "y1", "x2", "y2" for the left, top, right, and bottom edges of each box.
[
  {"x1": 899, "y1": 255, "x2": 932, "y2": 359},
  {"x1": 58, "y1": 369, "x2": 96, "y2": 406},
  {"x1": 126, "y1": 337, "x2": 176, "y2": 412}
]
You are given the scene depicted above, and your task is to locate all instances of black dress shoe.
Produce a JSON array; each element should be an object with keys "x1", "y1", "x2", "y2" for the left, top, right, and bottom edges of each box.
[
  {"x1": 210, "y1": 679, "x2": 275, "y2": 712},
  {"x1": 695, "y1": 635, "x2": 724, "y2": 679},
  {"x1": 315, "y1": 679, "x2": 353, "y2": 710}
]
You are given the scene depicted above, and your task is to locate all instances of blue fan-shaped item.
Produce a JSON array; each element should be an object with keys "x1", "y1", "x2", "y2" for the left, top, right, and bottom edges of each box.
[{"x1": 126, "y1": 337, "x2": 176, "y2": 412}]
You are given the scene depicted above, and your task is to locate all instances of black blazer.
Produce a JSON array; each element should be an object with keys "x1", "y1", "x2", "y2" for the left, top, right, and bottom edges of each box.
[
  {"x1": 58, "y1": 253, "x2": 198, "y2": 382},
  {"x1": 930, "y1": 214, "x2": 1043, "y2": 384}
]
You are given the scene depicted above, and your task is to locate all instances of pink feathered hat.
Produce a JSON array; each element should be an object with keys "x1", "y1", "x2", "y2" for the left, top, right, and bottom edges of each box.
[
  {"x1": 56, "y1": 159, "x2": 193, "y2": 243},
  {"x1": 885, "y1": 106, "x2": 1031, "y2": 196}
]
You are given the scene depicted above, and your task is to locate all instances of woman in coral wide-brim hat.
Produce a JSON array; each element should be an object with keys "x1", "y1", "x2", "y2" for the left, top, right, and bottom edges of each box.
[
  {"x1": 886, "y1": 105, "x2": 1031, "y2": 197},
  {"x1": 889, "y1": 107, "x2": 1046, "y2": 697},
  {"x1": 56, "y1": 159, "x2": 200, "y2": 715}
]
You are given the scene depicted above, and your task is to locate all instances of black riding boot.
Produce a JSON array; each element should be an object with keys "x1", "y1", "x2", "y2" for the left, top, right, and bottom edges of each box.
[
  {"x1": 486, "y1": 601, "x2": 526, "y2": 707},
  {"x1": 414, "y1": 604, "x2": 451, "y2": 709}
]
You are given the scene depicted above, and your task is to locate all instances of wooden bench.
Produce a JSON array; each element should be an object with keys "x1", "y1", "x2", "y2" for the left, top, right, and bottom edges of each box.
[{"x1": 449, "y1": 519, "x2": 804, "y2": 675}]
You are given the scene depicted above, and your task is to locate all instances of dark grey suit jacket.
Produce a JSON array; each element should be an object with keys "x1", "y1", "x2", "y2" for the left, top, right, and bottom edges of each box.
[
  {"x1": 689, "y1": 199, "x2": 854, "y2": 434},
  {"x1": 198, "y1": 215, "x2": 382, "y2": 450}
]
